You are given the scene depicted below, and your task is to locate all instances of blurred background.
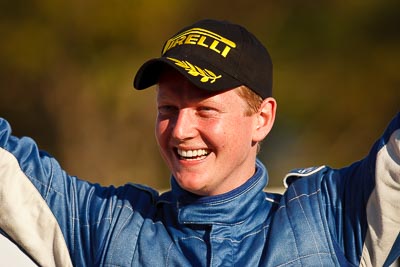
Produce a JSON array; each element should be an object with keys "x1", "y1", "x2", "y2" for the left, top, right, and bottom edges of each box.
[{"x1": 0, "y1": 0, "x2": 399, "y2": 190}]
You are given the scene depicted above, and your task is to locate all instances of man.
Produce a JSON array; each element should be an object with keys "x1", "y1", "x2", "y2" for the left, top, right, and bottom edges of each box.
[{"x1": 0, "y1": 19, "x2": 399, "y2": 266}]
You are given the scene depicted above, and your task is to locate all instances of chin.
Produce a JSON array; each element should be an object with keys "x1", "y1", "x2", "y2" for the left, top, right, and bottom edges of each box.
[{"x1": 176, "y1": 176, "x2": 208, "y2": 195}]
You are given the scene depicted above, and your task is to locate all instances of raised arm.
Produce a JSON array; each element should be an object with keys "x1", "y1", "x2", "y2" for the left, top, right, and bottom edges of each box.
[
  {"x1": 0, "y1": 117, "x2": 160, "y2": 266},
  {"x1": 0, "y1": 118, "x2": 72, "y2": 266},
  {"x1": 330, "y1": 112, "x2": 400, "y2": 265},
  {"x1": 361, "y1": 112, "x2": 400, "y2": 266},
  {"x1": 281, "y1": 112, "x2": 400, "y2": 266}
]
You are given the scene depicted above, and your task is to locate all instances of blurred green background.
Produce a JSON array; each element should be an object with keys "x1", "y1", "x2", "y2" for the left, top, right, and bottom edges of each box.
[{"x1": 0, "y1": 0, "x2": 399, "y2": 190}]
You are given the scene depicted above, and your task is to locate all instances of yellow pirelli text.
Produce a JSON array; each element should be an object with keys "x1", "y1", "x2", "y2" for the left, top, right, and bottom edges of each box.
[{"x1": 162, "y1": 28, "x2": 236, "y2": 58}]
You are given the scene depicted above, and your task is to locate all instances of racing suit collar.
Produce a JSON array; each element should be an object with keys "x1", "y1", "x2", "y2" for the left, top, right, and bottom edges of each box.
[{"x1": 170, "y1": 159, "x2": 270, "y2": 225}]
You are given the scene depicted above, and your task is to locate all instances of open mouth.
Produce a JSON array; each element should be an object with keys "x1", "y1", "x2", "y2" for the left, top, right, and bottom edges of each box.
[{"x1": 176, "y1": 148, "x2": 210, "y2": 161}]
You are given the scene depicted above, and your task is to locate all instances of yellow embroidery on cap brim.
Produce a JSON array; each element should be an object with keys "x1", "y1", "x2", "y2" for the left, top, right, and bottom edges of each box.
[{"x1": 167, "y1": 57, "x2": 221, "y2": 84}]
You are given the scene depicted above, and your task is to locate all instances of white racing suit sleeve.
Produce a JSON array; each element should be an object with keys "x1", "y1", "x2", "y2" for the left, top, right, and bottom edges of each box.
[
  {"x1": 361, "y1": 116, "x2": 400, "y2": 266},
  {"x1": 0, "y1": 119, "x2": 73, "y2": 267}
]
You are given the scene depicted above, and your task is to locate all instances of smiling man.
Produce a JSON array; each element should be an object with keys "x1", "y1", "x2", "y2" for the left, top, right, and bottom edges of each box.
[
  {"x1": 0, "y1": 19, "x2": 399, "y2": 266},
  {"x1": 154, "y1": 68, "x2": 275, "y2": 196},
  {"x1": 135, "y1": 19, "x2": 276, "y2": 198}
]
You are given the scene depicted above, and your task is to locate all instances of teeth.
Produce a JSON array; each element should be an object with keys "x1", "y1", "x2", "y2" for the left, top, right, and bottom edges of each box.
[{"x1": 177, "y1": 149, "x2": 209, "y2": 158}]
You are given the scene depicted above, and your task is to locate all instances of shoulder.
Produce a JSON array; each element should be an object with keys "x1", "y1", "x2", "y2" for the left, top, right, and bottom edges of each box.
[
  {"x1": 283, "y1": 166, "x2": 328, "y2": 188},
  {"x1": 124, "y1": 183, "x2": 160, "y2": 202}
]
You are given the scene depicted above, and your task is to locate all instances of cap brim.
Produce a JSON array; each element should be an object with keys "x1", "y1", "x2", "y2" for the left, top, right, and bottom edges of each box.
[
  {"x1": 133, "y1": 58, "x2": 167, "y2": 90},
  {"x1": 133, "y1": 56, "x2": 242, "y2": 92}
]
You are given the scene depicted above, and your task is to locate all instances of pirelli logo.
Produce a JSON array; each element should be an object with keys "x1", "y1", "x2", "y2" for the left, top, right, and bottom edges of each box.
[{"x1": 162, "y1": 28, "x2": 236, "y2": 58}]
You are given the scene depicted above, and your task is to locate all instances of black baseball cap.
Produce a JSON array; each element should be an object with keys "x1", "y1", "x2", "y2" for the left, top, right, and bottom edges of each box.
[{"x1": 133, "y1": 19, "x2": 273, "y2": 99}]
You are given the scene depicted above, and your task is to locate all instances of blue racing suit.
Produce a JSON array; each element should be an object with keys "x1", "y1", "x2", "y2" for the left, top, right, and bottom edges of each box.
[{"x1": 0, "y1": 113, "x2": 399, "y2": 266}]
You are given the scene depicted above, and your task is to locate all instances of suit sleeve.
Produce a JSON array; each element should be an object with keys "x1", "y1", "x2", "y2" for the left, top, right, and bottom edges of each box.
[
  {"x1": 323, "y1": 113, "x2": 400, "y2": 266},
  {"x1": 360, "y1": 113, "x2": 400, "y2": 266},
  {"x1": 0, "y1": 117, "x2": 159, "y2": 266},
  {"x1": 0, "y1": 118, "x2": 73, "y2": 266}
]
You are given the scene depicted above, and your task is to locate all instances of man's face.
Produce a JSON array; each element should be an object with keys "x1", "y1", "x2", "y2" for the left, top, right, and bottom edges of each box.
[{"x1": 156, "y1": 68, "x2": 261, "y2": 196}]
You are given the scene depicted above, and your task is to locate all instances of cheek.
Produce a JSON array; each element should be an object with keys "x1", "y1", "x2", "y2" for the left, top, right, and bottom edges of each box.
[
  {"x1": 224, "y1": 119, "x2": 254, "y2": 146},
  {"x1": 155, "y1": 119, "x2": 169, "y2": 146},
  {"x1": 198, "y1": 120, "x2": 224, "y2": 139},
  {"x1": 198, "y1": 119, "x2": 240, "y2": 150}
]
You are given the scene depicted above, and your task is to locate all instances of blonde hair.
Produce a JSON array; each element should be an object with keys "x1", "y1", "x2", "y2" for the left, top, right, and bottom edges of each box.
[
  {"x1": 236, "y1": 85, "x2": 265, "y2": 153},
  {"x1": 236, "y1": 85, "x2": 263, "y2": 116}
]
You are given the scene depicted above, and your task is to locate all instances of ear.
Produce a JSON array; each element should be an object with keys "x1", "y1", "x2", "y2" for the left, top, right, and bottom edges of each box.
[{"x1": 252, "y1": 97, "x2": 277, "y2": 142}]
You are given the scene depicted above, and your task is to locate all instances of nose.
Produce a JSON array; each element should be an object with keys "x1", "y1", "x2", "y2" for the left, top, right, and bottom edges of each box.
[{"x1": 171, "y1": 109, "x2": 197, "y2": 141}]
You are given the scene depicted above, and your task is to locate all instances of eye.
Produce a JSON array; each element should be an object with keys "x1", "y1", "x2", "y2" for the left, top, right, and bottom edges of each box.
[
  {"x1": 158, "y1": 105, "x2": 178, "y2": 116},
  {"x1": 198, "y1": 106, "x2": 212, "y2": 111},
  {"x1": 197, "y1": 106, "x2": 219, "y2": 117}
]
